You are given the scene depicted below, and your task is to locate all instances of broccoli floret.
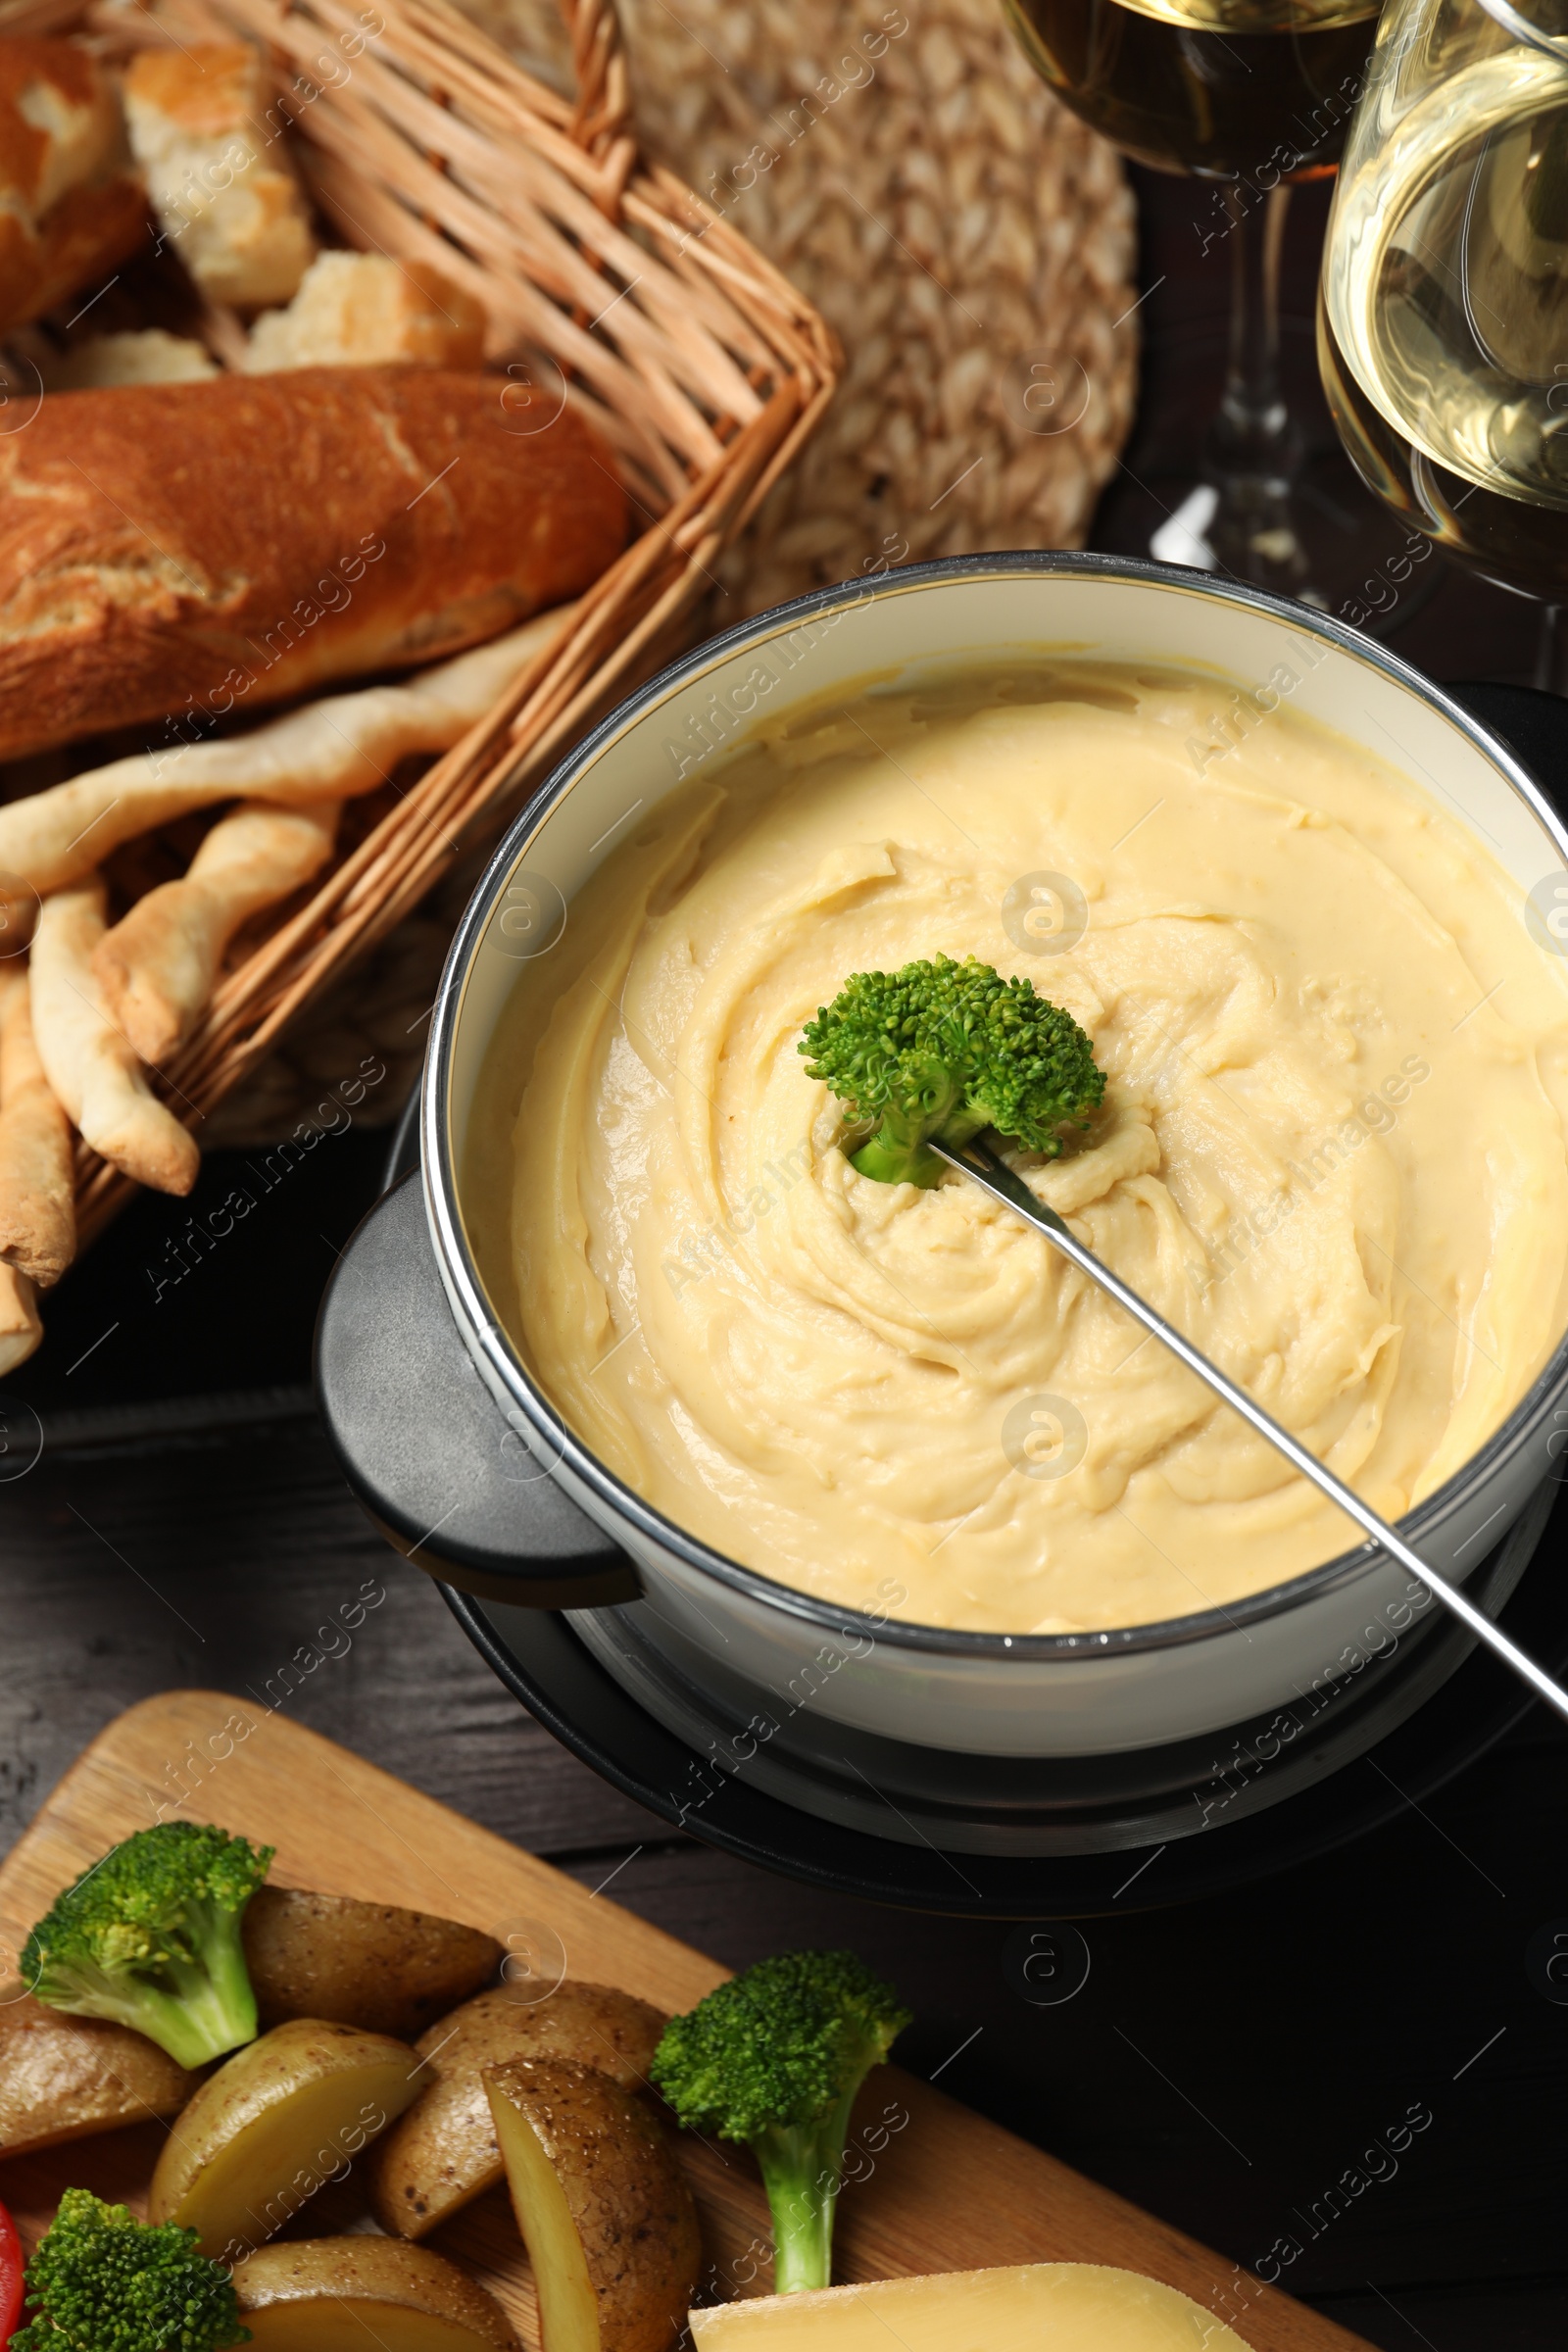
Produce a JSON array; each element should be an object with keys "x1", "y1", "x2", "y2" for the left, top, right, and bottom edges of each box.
[
  {"x1": 650, "y1": 1949, "x2": 910, "y2": 2294},
  {"x1": 12, "y1": 2189, "x2": 249, "y2": 2352},
  {"x1": 800, "y1": 955, "x2": 1104, "y2": 1188},
  {"x1": 22, "y1": 1821, "x2": 273, "y2": 2070}
]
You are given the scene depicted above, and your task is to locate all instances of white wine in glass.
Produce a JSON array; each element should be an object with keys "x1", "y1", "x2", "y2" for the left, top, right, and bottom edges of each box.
[
  {"x1": 1004, "y1": 0, "x2": 1378, "y2": 180},
  {"x1": 1003, "y1": 0, "x2": 1384, "y2": 604},
  {"x1": 1320, "y1": 0, "x2": 1568, "y2": 676}
]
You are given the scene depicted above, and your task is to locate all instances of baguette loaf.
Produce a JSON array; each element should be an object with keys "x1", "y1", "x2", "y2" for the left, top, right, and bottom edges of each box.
[
  {"x1": 0, "y1": 366, "x2": 626, "y2": 760},
  {"x1": 0, "y1": 36, "x2": 148, "y2": 333}
]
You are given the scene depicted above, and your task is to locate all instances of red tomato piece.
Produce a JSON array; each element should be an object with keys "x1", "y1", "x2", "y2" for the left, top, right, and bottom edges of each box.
[{"x1": 0, "y1": 2199, "x2": 23, "y2": 2348}]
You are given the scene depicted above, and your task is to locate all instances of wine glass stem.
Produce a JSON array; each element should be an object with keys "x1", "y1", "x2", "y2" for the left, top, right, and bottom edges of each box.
[
  {"x1": 1208, "y1": 181, "x2": 1298, "y2": 481},
  {"x1": 1536, "y1": 606, "x2": 1568, "y2": 698}
]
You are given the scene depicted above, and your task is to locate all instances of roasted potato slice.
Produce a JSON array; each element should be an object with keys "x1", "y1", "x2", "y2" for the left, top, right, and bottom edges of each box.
[
  {"x1": 372, "y1": 1982, "x2": 666, "y2": 2241},
  {"x1": 232, "y1": 2235, "x2": 517, "y2": 2349},
  {"x1": 243, "y1": 1886, "x2": 503, "y2": 2038},
  {"x1": 0, "y1": 1988, "x2": 198, "y2": 2156},
  {"x1": 485, "y1": 2056, "x2": 700, "y2": 2352},
  {"x1": 148, "y1": 2017, "x2": 419, "y2": 2259}
]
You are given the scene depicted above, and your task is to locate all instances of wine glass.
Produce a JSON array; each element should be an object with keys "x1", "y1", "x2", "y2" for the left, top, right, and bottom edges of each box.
[
  {"x1": 1002, "y1": 0, "x2": 1383, "y2": 605},
  {"x1": 1318, "y1": 0, "x2": 1568, "y2": 687}
]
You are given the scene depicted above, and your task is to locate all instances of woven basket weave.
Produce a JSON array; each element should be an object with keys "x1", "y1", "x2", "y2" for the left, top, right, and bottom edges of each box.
[
  {"x1": 453, "y1": 0, "x2": 1140, "y2": 610},
  {"x1": 0, "y1": 0, "x2": 837, "y2": 1225},
  {"x1": 206, "y1": 0, "x2": 1142, "y2": 1143}
]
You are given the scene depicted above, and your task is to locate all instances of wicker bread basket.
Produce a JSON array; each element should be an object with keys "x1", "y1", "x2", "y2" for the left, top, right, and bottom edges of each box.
[
  {"x1": 0, "y1": 0, "x2": 836, "y2": 1238},
  {"x1": 187, "y1": 0, "x2": 1144, "y2": 1154}
]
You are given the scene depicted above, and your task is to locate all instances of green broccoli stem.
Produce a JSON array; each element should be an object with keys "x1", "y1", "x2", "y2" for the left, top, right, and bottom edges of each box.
[
  {"x1": 46, "y1": 1910, "x2": 260, "y2": 2069},
  {"x1": 754, "y1": 2124, "x2": 841, "y2": 2294},
  {"x1": 847, "y1": 1132, "x2": 943, "y2": 1188},
  {"x1": 849, "y1": 1105, "x2": 990, "y2": 1190},
  {"x1": 65, "y1": 1976, "x2": 224, "y2": 2073},
  {"x1": 162, "y1": 1913, "x2": 261, "y2": 2066},
  {"x1": 754, "y1": 2069, "x2": 872, "y2": 2293},
  {"x1": 649, "y1": 1949, "x2": 912, "y2": 2302}
]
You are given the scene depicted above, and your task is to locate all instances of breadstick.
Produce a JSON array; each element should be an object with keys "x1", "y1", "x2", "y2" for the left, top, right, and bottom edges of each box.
[
  {"x1": 95, "y1": 800, "x2": 343, "y2": 1066},
  {"x1": 0, "y1": 1261, "x2": 41, "y2": 1376},
  {"x1": 0, "y1": 604, "x2": 573, "y2": 903},
  {"x1": 0, "y1": 976, "x2": 37, "y2": 1366},
  {"x1": 0, "y1": 972, "x2": 75, "y2": 1286},
  {"x1": 0, "y1": 969, "x2": 22, "y2": 1128},
  {"x1": 29, "y1": 885, "x2": 199, "y2": 1197}
]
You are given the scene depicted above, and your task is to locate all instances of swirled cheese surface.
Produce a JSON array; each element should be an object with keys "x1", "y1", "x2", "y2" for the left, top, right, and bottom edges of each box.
[{"x1": 470, "y1": 665, "x2": 1568, "y2": 1634}]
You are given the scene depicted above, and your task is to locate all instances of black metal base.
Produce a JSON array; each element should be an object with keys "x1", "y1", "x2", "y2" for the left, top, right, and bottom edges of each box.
[
  {"x1": 441, "y1": 1493, "x2": 1568, "y2": 1916},
  {"x1": 556, "y1": 1488, "x2": 1544, "y2": 1858}
]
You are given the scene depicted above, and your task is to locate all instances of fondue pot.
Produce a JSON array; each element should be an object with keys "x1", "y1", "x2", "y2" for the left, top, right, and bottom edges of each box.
[{"x1": 318, "y1": 554, "x2": 1568, "y2": 1901}]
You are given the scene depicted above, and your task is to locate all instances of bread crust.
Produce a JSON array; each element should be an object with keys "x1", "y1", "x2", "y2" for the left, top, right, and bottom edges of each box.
[
  {"x1": 0, "y1": 34, "x2": 119, "y2": 214},
  {"x1": 0, "y1": 36, "x2": 148, "y2": 333},
  {"x1": 247, "y1": 252, "x2": 488, "y2": 372},
  {"x1": 94, "y1": 796, "x2": 342, "y2": 1062},
  {"x1": 122, "y1": 41, "x2": 317, "y2": 309},
  {"x1": 0, "y1": 974, "x2": 75, "y2": 1285},
  {"x1": 0, "y1": 1261, "x2": 41, "y2": 1375},
  {"x1": 29, "y1": 880, "x2": 200, "y2": 1194},
  {"x1": 0, "y1": 366, "x2": 626, "y2": 759},
  {"x1": 0, "y1": 604, "x2": 571, "y2": 900},
  {"x1": 122, "y1": 40, "x2": 262, "y2": 137}
]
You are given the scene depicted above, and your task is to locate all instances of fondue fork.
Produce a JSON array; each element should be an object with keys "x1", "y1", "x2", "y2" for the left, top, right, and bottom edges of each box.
[{"x1": 929, "y1": 1136, "x2": 1568, "y2": 1728}]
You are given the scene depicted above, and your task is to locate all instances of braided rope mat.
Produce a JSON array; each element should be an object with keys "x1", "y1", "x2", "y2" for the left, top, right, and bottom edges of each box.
[{"x1": 619, "y1": 0, "x2": 1139, "y2": 610}]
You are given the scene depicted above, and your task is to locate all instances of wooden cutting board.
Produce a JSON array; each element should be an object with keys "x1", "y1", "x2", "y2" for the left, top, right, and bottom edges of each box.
[{"x1": 0, "y1": 1692, "x2": 1370, "y2": 2351}]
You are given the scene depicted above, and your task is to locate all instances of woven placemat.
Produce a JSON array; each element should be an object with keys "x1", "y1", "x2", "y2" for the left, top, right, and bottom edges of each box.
[
  {"x1": 459, "y1": 0, "x2": 1139, "y2": 602},
  {"x1": 219, "y1": 0, "x2": 1139, "y2": 1142},
  {"x1": 619, "y1": 0, "x2": 1139, "y2": 610}
]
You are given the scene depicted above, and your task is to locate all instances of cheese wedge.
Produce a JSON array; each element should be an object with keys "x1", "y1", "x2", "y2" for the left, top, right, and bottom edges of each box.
[{"x1": 688, "y1": 2264, "x2": 1255, "y2": 2350}]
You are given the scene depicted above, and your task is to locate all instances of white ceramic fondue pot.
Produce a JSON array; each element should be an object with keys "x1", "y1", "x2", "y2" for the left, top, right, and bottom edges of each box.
[{"x1": 399, "y1": 555, "x2": 1568, "y2": 1759}]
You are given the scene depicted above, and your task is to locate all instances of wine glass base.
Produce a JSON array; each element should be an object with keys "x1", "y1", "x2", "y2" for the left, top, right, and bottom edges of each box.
[{"x1": 1090, "y1": 442, "x2": 1442, "y2": 640}]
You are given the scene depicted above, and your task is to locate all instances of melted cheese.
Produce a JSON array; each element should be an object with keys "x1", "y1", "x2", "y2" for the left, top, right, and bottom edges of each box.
[{"x1": 483, "y1": 664, "x2": 1568, "y2": 1635}]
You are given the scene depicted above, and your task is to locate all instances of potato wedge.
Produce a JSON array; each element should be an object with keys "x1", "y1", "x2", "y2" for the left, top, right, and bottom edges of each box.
[
  {"x1": 243, "y1": 1886, "x2": 503, "y2": 2037},
  {"x1": 372, "y1": 1982, "x2": 666, "y2": 2241},
  {"x1": 232, "y1": 2235, "x2": 517, "y2": 2349},
  {"x1": 148, "y1": 2017, "x2": 419, "y2": 2260},
  {"x1": 485, "y1": 2056, "x2": 700, "y2": 2352},
  {"x1": 0, "y1": 1988, "x2": 198, "y2": 2156}
]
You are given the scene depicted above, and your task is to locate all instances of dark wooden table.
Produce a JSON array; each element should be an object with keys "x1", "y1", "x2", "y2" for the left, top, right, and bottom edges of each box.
[{"x1": 4, "y1": 168, "x2": 1567, "y2": 2350}]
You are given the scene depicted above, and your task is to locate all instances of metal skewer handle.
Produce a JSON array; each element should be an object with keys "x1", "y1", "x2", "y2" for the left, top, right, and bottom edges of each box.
[{"x1": 929, "y1": 1137, "x2": 1568, "y2": 1729}]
